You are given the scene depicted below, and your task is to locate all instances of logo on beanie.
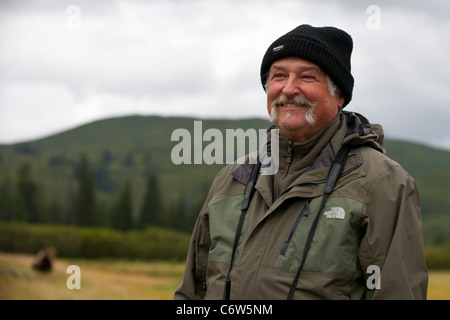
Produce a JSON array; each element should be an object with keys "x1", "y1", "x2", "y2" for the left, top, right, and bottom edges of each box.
[{"x1": 273, "y1": 45, "x2": 284, "y2": 52}]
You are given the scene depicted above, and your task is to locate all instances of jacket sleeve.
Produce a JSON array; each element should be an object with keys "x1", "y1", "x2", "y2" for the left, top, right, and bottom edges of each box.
[
  {"x1": 358, "y1": 163, "x2": 428, "y2": 299},
  {"x1": 174, "y1": 203, "x2": 211, "y2": 300}
]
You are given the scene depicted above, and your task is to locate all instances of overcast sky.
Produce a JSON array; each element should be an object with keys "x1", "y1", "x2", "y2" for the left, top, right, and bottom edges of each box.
[{"x1": 1, "y1": 0, "x2": 449, "y2": 150}]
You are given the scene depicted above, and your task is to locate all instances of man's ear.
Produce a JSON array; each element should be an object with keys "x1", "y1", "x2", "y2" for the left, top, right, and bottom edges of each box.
[{"x1": 337, "y1": 94, "x2": 345, "y2": 108}]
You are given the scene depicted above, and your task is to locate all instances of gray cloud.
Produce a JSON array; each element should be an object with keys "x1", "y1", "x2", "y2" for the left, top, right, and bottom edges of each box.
[{"x1": 0, "y1": 0, "x2": 449, "y2": 149}]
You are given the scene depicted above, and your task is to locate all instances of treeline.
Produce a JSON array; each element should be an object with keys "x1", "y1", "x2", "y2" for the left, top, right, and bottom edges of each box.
[
  {"x1": 0, "y1": 154, "x2": 202, "y2": 233},
  {"x1": 0, "y1": 222, "x2": 190, "y2": 261}
]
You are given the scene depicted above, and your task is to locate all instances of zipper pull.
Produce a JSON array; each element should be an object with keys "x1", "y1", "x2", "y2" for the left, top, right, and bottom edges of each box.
[
  {"x1": 286, "y1": 141, "x2": 293, "y2": 164},
  {"x1": 304, "y1": 200, "x2": 310, "y2": 217}
]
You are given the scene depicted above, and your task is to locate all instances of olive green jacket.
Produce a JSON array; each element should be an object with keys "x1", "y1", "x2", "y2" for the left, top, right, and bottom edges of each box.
[{"x1": 174, "y1": 111, "x2": 428, "y2": 300}]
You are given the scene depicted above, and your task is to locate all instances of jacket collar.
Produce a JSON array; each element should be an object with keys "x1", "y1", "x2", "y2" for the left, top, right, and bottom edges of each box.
[{"x1": 231, "y1": 110, "x2": 384, "y2": 206}]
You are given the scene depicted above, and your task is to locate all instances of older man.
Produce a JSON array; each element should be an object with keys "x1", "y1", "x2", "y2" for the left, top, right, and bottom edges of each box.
[{"x1": 174, "y1": 24, "x2": 428, "y2": 300}]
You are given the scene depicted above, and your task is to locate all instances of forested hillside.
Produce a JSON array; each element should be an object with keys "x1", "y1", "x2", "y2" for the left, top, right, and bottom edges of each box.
[
  {"x1": 0, "y1": 115, "x2": 448, "y2": 244},
  {"x1": 0, "y1": 116, "x2": 270, "y2": 233}
]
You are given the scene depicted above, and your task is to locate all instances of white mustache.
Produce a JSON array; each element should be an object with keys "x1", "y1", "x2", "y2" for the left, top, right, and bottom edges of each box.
[
  {"x1": 270, "y1": 94, "x2": 316, "y2": 126},
  {"x1": 271, "y1": 94, "x2": 313, "y2": 109}
]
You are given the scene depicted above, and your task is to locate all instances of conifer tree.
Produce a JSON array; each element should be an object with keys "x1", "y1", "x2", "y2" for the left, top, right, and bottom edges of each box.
[
  {"x1": 0, "y1": 177, "x2": 15, "y2": 222},
  {"x1": 74, "y1": 155, "x2": 97, "y2": 226},
  {"x1": 111, "y1": 181, "x2": 133, "y2": 230},
  {"x1": 166, "y1": 196, "x2": 188, "y2": 231},
  {"x1": 139, "y1": 173, "x2": 164, "y2": 229},
  {"x1": 16, "y1": 163, "x2": 40, "y2": 223}
]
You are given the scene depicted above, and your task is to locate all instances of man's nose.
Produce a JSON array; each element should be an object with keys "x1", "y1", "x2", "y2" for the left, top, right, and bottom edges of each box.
[{"x1": 282, "y1": 75, "x2": 301, "y2": 96}]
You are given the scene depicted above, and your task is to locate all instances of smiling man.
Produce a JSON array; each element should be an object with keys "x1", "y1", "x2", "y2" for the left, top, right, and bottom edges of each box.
[
  {"x1": 174, "y1": 24, "x2": 428, "y2": 300},
  {"x1": 266, "y1": 57, "x2": 344, "y2": 142}
]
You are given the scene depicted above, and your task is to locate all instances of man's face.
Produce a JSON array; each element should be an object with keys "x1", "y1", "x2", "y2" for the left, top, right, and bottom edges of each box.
[{"x1": 266, "y1": 57, "x2": 345, "y2": 142}]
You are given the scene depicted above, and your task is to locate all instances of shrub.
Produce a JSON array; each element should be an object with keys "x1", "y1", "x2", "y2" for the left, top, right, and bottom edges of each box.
[
  {"x1": 0, "y1": 222, "x2": 190, "y2": 261},
  {"x1": 424, "y1": 246, "x2": 450, "y2": 269}
]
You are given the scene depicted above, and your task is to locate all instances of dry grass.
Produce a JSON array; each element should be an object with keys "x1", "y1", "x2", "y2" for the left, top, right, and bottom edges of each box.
[
  {"x1": 0, "y1": 252, "x2": 183, "y2": 300},
  {"x1": 1, "y1": 252, "x2": 449, "y2": 300},
  {"x1": 426, "y1": 271, "x2": 450, "y2": 300}
]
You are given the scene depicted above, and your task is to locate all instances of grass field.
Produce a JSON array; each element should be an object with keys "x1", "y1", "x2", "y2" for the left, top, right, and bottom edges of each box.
[
  {"x1": 1, "y1": 252, "x2": 449, "y2": 300},
  {"x1": 0, "y1": 252, "x2": 183, "y2": 299}
]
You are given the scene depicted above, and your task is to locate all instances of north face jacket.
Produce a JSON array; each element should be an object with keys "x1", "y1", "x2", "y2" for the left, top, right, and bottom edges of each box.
[{"x1": 174, "y1": 111, "x2": 428, "y2": 300}]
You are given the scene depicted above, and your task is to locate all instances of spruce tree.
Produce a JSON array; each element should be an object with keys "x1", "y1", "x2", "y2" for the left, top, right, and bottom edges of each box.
[
  {"x1": 139, "y1": 173, "x2": 164, "y2": 229},
  {"x1": 166, "y1": 196, "x2": 188, "y2": 232},
  {"x1": 111, "y1": 181, "x2": 133, "y2": 230},
  {"x1": 16, "y1": 163, "x2": 40, "y2": 223},
  {"x1": 74, "y1": 155, "x2": 96, "y2": 226},
  {"x1": 0, "y1": 177, "x2": 14, "y2": 221}
]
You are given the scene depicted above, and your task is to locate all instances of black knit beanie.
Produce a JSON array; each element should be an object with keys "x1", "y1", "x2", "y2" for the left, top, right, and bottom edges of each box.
[{"x1": 260, "y1": 24, "x2": 354, "y2": 107}]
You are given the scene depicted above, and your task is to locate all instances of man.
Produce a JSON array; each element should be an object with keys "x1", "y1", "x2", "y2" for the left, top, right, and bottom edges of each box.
[{"x1": 174, "y1": 24, "x2": 428, "y2": 299}]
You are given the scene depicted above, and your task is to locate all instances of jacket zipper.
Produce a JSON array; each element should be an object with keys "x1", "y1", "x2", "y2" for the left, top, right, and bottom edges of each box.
[
  {"x1": 275, "y1": 141, "x2": 294, "y2": 198},
  {"x1": 280, "y1": 199, "x2": 311, "y2": 256},
  {"x1": 286, "y1": 141, "x2": 293, "y2": 164}
]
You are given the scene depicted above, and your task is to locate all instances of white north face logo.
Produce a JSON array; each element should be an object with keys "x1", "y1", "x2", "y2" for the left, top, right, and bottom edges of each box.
[{"x1": 324, "y1": 207, "x2": 345, "y2": 220}]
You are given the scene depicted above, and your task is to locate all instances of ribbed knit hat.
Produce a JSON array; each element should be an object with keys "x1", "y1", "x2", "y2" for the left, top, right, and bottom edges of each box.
[{"x1": 260, "y1": 24, "x2": 354, "y2": 107}]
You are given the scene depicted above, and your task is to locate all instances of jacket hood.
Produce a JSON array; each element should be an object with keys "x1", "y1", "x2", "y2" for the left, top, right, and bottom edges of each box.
[{"x1": 342, "y1": 111, "x2": 385, "y2": 154}]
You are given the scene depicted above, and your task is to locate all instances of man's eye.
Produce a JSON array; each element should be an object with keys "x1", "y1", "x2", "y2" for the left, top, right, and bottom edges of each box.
[{"x1": 273, "y1": 73, "x2": 286, "y2": 78}]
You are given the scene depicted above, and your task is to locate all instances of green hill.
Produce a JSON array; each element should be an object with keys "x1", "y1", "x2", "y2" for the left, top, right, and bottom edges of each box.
[
  {"x1": 0, "y1": 115, "x2": 448, "y2": 244},
  {"x1": 384, "y1": 140, "x2": 450, "y2": 244}
]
